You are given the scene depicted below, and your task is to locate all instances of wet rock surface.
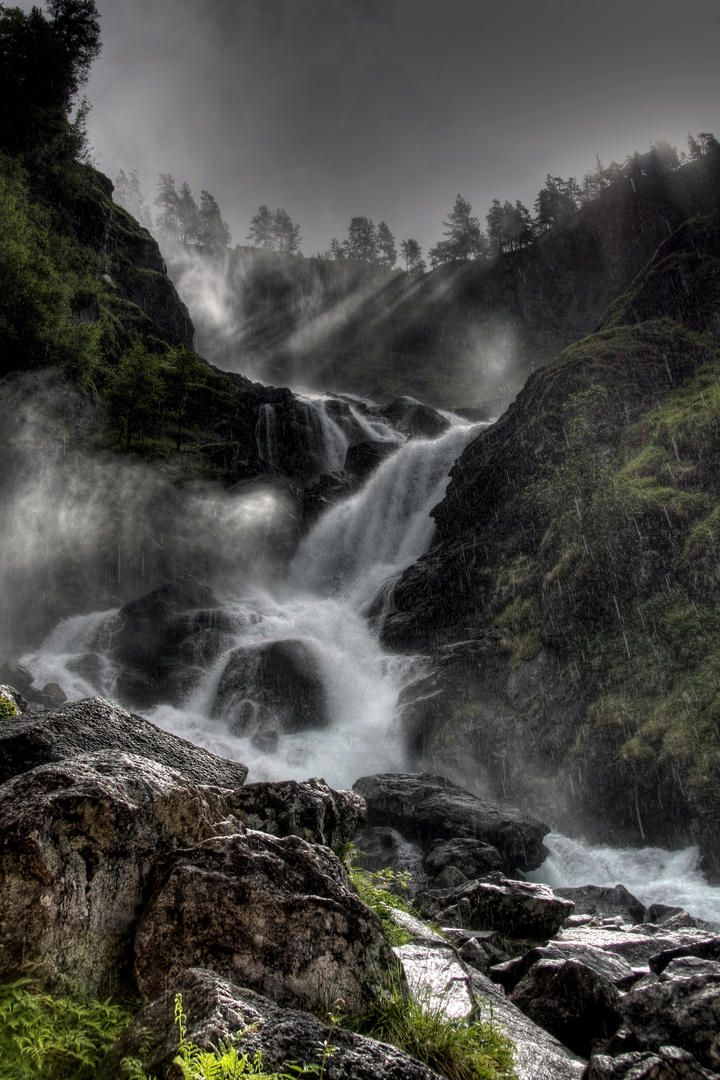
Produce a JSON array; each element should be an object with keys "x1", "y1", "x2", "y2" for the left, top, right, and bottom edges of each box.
[
  {"x1": 619, "y1": 957, "x2": 720, "y2": 1070},
  {"x1": 416, "y1": 876, "x2": 574, "y2": 938},
  {"x1": 352, "y1": 772, "x2": 549, "y2": 874},
  {"x1": 0, "y1": 751, "x2": 241, "y2": 994},
  {"x1": 0, "y1": 695, "x2": 249, "y2": 789},
  {"x1": 212, "y1": 638, "x2": 329, "y2": 736},
  {"x1": 509, "y1": 957, "x2": 622, "y2": 1058},
  {"x1": 98, "y1": 967, "x2": 443, "y2": 1080},
  {"x1": 230, "y1": 776, "x2": 365, "y2": 852},
  {"x1": 134, "y1": 829, "x2": 397, "y2": 1013},
  {"x1": 491, "y1": 941, "x2": 637, "y2": 993},
  {"x1": 584, "y1": 1047, "x2": 720, "y2": 1079},
  {"x1": 554, "y1": 885, "x2": 647, "y2": 925}
]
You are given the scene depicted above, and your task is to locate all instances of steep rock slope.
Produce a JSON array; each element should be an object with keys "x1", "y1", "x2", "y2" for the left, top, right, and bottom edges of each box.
[{"x1": 381, "y1": 213, "x2": 720, "y2": 878}]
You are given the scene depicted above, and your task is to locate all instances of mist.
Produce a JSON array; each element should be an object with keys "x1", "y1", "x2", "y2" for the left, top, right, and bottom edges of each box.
[{"x1": 0, "y1": 372, "x2": 297, "y2": 656}]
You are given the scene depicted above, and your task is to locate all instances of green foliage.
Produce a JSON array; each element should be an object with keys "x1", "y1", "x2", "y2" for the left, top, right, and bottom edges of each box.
[
  {"x1": 0, "y1": 693, "x2": 18, "y2": 718},
  {"x1": 347, "y1": 978, "x2": 516, "y2": 1080},
  {"x1": 122, "y1": 994, "x2": 334, "y2": 1080},
  {"x1": 0, "y1": 976, "x2": 134, "y2": 1079},
  {"x1": 0, "y1": 153, "x2": 103, "y2": 378},
  {"x1": 495, "y1": 595, "x2": 543, "y2": 666},
  {"x1": 343, "y1": 847, "x2": 417, "y2": 946}
]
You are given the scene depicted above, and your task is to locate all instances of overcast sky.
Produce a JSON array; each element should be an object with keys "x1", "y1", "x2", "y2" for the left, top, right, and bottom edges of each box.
[{"x1": 75, "y1": 0, "x2": 720, "y2": 257}]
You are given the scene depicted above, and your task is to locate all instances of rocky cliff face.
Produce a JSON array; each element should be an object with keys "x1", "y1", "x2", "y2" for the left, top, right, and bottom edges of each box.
[{"x1": 379, "y1": 213, "x2": 720, "y2": 879}]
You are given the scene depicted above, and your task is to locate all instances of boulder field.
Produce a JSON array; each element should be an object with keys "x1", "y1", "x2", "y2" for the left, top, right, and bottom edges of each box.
[{"x1": 1, "y1": 692, "x2": 719, "y2": 1078}]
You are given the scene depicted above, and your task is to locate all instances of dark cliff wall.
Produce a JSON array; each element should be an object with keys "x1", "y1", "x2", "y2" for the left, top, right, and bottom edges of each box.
[{"x1": 380, "y1": 213, "x2": 720, "y2": 879}]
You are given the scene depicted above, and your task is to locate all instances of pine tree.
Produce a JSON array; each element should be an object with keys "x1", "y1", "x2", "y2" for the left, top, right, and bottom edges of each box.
[
  {"x1": 154, "y1": 173, "x2": 178, "y2": 240},
  {"x1": 376, "y1": 221, "x2": 397, "y2": 268},
  {"x1": 429, "y1": 194, "x2": 487, "y2": 264},
  {"x1": 176, "y1": 181, "x2": 199, "y2": 244},
  {"x1": 247, "y1": 204, "x2": 274, "y2": 248},
  {"x1": 198, "y1": 189, "x2": 231, "y2": 251},
  {"x1": 400, "y1": 238, "x2": 424, "y2": 272},
  {"x1": 272, "y1": 208, "x2": 302, "y2": 254},
  {"x1": 344, "y1": 217, "x2": 379, "y2": 264}
]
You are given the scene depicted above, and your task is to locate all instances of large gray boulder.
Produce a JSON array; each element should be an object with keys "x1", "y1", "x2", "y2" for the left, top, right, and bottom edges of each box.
[
  {"x1": 554, "y1": 885, "x2": 646, "y2": 925},
  {"x1": 111, "y1": 576, "x2": 235, "y2": 708},
  {"x1": 352, "y1": 772, "x2": 549, "y2": 874},
  {"x1": 558, "y1": 925, "x2": 715, "y2": 971},
  {"x1": 0, "y1": 695, "x2": 249, "y2": 788},
  {"x1": 212, "y1": 638, "x2": 329, "y2": 736},
  {"x1": 491, "y1": 941, "x2": 637, "y2": 994},
  {"x1": 416, "y1": 877, "x2": 574, "y2": 938},
  {"x1": 508, "y1": 957, "x2": 622, "y2": 1057},
  {"x1": 0, "y1": 751, "x2": 242, "y2": 995},
  {"x1": 424, "y1": 836, "x2": 504, "y2": 880},
  {"x1": 619, "y1": 957, "x2": 720, "y2": 1070},
  {"x1": 229, "y1": 777, "x2": 365, "y2": 853},
  {"x1": 98, "y1": 967, "x2": 443, "y2": 1080},
  {"x1": 134, "y1": 830, "x2": 397, "y2": 1013}
]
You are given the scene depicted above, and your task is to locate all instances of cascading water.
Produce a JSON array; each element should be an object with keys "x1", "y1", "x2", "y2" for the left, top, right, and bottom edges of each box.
[
  {"x1": 23, "y1": 411, "x2": 480, "y2": 787},
  {"x1": 18, "y1": 394, "x2": 720, "y2": 924}
]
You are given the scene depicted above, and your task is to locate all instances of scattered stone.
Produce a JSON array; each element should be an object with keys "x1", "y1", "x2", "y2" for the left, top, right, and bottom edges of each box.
[
  {"x1": 352, "y1": 825, "x2": 426, "y2": 881},
  {"x1": 229, "y1": 777, "x2": 365, "y2": 853},
  {"x1": 416, "y1": 877, "x2": 574, "y2": 938},
  {"x1": 0, "y1": 751, "x2": 242, "y2": 995},
  {"x1": 619, "y1": 957, "x2": 720, "y2": 1069},
  {"x1": 554, "y1": 885, "x2": 646, "y2": 925},
  {"x1": 432, "y1": 865, "x2": 469, "y2": 889},
  {"x1": 98, "y1": 967, "x2": 443, "y2": 1080},
  {"x1": 134, "y1": 830, "x2": 397, "y2": 1013},
  {"x1": 353, "y1": 772, "x2": 549, "y2": 874},
  {"x1": 491, "y1": 942, "x2": 637, "y2": 994},
  {"x1": 558, "y1": 926, "x2": 712, "y2": 971},
  {"x1": 508, "y1": 958, "x2": 622, "y2": 1057},
  {"x1": 0, "y1": 695, "x2": 249, "y2": 789},
  {"x1": 584, "y1": 1046, "x2": 720, "y2": 1079}
]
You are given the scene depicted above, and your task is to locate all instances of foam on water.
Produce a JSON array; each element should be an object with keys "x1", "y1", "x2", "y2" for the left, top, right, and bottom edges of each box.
[{"x1": 528, "y1": 831, "x2": 720, "y2": 925}]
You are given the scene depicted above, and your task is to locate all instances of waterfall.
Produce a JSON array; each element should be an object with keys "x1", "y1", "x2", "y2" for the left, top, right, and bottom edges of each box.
[{"x1": 23, "y1": 413, "x2": 480, "y2": 788}]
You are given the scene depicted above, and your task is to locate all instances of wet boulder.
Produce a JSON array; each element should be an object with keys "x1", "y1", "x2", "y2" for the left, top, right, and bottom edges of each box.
[
  {"x1": 352, "y1": 772, "x2": 549, "y2": 874},
  {"x1": 230, "y1": 777, "x2": 365, "y2": 853},
  {"x1": 0, "y1": 751, "x2": 243, "y2": 995},
  {"x1": 344, "y1": 439, "x2": 400, "y2": 481},
  {"x1": 415, "y1": 877, "x2": 574, "y2": 938},
  {"x1": 648, "y1": 937, "x2": 720, "y2": 975},
  {"x1": 212, "y1": 638, "x2": 328, "y2": 736},
  {"x1": 98, "y1": 967, "x2": 442, "y2": 1080},
  {"x1": 558, "y1": 925, "x2": 714, "y2": 972},
  {"x1": 508, "y1": 958, "x2": 623, "y2": 1057},
  {"x1": 554, "y1": 885, "x2": 646, "y2": 925},
  {"x1": 619, "y1": 957, "x2": 720, "y2": 1070},
  {"x1": 112, "y1": 577, "x2": 236, "y2": 708},
  {"x1": 397, "y1": 943, "x2": 586, "y2": 1079},
  {"x1": 0, "y1": 695, "x2": 249, "y2": 788},
  {"x1": 424, "y1": 836, "x2": 504, "y2": 881},
  {"x1": 134, "y1": 830, "x2": 397, "y2": 1013},
  {"x1": 0, "y1": 658, "x2": 33, "y2": 691},
  {"x1": 491, "y1": 941, "x2": 637, "y2": 994},
  {"x1": 374, "y1": 397, "x2": 451, "y2": 440},
  {"x1": 584, "y1": 1047, "x2": 720, "y2": 1079}
]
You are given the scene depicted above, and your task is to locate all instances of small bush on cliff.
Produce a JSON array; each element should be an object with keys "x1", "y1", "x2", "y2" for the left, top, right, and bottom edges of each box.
[
  {"x1": 0, "y1": 693, "x2": 17, "y2": 718},
  {"x1": 0, "y1": 976, "x2": 134, "y2": 1079}
]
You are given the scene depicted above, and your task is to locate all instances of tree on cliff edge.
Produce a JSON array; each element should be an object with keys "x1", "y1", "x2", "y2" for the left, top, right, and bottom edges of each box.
[{"x1": 0, "y1": 0, "x2": 101, "y2": 163}]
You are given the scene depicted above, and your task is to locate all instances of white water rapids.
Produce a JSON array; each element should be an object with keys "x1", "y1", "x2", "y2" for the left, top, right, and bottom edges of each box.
[{"x1": 19, "y1": 395, "x2": 720, "y2": 925}]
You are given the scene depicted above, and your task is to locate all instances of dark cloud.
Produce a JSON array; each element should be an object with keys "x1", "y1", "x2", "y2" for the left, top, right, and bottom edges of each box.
[{"x1": 77, "y1": 0, "x2": 720, "y2": 255}]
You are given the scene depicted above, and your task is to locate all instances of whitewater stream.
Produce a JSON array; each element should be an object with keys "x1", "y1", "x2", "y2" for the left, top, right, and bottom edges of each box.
[{"x1": 20, "y1": 393, "x2": 720, "y2": 925}]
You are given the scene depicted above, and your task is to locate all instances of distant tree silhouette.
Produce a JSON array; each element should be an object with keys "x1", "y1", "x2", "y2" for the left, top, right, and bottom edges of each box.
[
  {"x1": 533, "y1": 175, "x2": 580, "y2": 232},
  {"x1": 176, "y1": 181, "x2": 199, "y2": 244},
  {"x1": 429, "y1": 194, "x2": 487, "y2": 264},
  {"x1": 400, "y1": 238, "x2": 424, "y2": 273},
  {"x1": 114, "y1": 169, "x2": 152, "y2": 229},
  {"x1": 376, "y1": 221, "x2": 397, "y2": 267},
  {"x1": 247, "y1": 205, "x2": 274, "y2": 248},
  {"x1": 344, "y1": 216, "x2": 379, "y2": 263},
  {"x1": 154, "y1": 173, "x2": 178, "y2": 240},
  {"x1": 486, "y1": 198, "x2": 532, "y2": 252},
  {"x1": 198, "y1": 189, "x2": 231, "y2": 251},
  {"x1": 271, "y1": 207, "x2": 302, "y2": 254}
]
